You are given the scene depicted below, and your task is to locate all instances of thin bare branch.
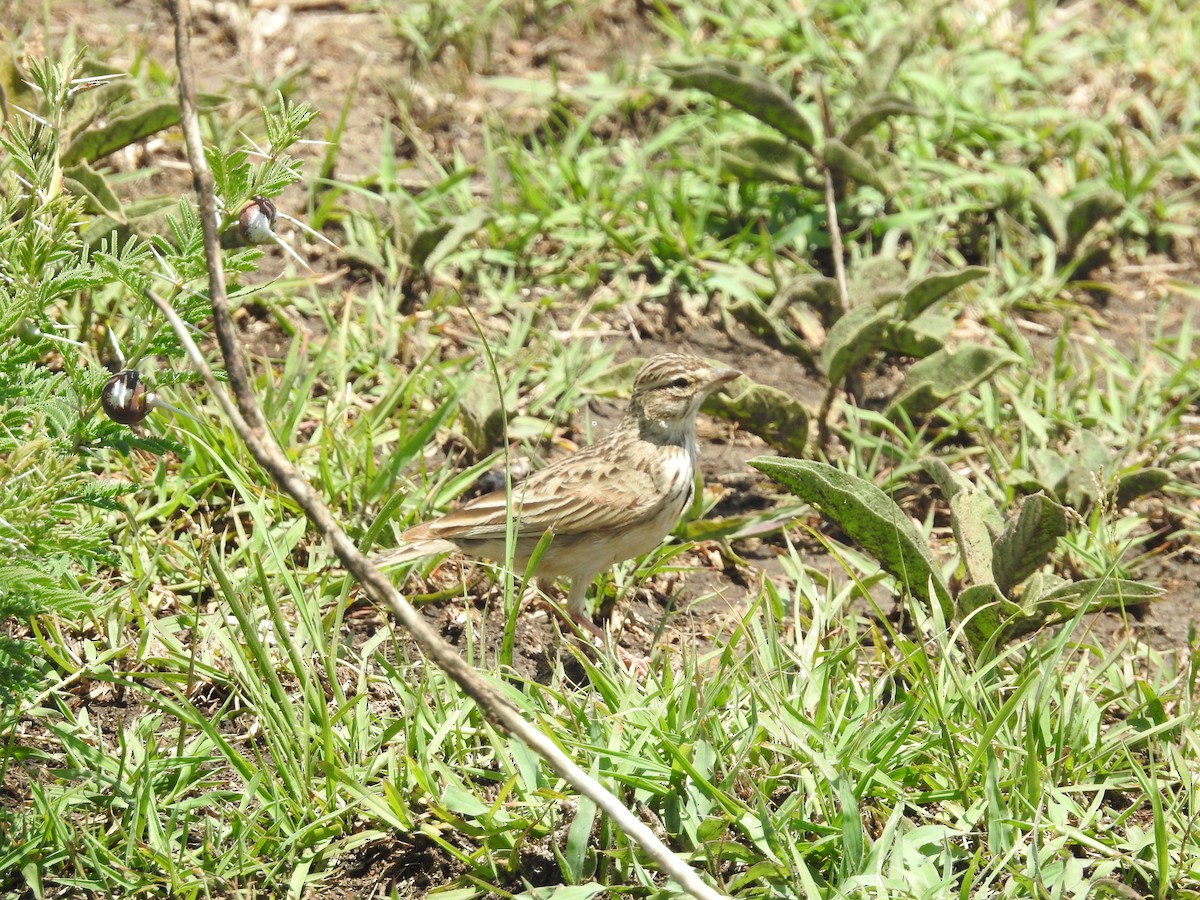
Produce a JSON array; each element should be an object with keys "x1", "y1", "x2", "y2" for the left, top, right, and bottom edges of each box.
[
  {"x1": 824, "y1": 169, "x2": 850, "y2": 310},
  {"x1": 816, "y1": 78, "x2": 849, "y2": 313},
  {"x1": 164, "y1": 1, "x2": 725, "y2": 896}
]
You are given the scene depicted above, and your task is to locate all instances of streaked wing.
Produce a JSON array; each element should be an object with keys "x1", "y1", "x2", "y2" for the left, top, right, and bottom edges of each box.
[{"x1": 423, "y1": 443, "x2": 680, "y2": 540}]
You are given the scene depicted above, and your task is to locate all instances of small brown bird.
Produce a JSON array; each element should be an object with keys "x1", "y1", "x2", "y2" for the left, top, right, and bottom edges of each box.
[{"x1": 380, "y1": 353, "x2": 740, "y2": 637}]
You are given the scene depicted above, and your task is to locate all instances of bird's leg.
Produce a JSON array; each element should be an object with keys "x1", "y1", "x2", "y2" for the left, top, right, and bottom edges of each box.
[
  {"x1": 565, "y1": 578, "x2": 605, "y2": 639},
  {"x1": 564, "y1": 578, "x2": 649, "y2": 674}
]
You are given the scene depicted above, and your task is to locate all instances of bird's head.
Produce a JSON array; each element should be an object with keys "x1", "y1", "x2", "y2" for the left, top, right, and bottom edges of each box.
[{"x1": 627, "y1": 353, "x2": 740, "y2": 443}]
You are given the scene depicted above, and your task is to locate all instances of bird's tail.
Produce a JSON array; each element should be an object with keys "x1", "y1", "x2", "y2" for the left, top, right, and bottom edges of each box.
[{"x1": 374, "y1": 538, "x2": 457, "y2": 568}]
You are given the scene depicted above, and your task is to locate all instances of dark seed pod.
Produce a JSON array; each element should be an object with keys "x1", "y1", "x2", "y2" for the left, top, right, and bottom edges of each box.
[
  {"x1": 238, "y1": 196, "x2": 278, "y2": 245},
  {"x1": 102, "y1": 369, "x2": 153, "y2": 425}
]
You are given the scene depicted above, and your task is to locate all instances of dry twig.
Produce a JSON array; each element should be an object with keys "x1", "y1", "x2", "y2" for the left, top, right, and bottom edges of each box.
[{"x1": 163, "y1": 1, "x2": 725, "y2": 897}]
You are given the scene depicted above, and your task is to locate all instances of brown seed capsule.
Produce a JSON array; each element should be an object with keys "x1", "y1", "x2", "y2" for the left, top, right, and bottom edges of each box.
[
  {"x1": 102, "y1": 369, "x2": 154, "y2": 425},
  {"x1": 238, "y1": 196, "x2": 278, "y2": 245}
]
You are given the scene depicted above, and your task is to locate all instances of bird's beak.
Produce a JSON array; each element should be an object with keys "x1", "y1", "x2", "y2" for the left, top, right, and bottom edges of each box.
[{"x1": 704, "y1": 366, "x2": 741, "y2": 393}]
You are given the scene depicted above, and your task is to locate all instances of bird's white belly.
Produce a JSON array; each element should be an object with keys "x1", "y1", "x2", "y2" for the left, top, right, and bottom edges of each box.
[{"x1": 592, "y1": 449, "x2": 694, "y2": 570}]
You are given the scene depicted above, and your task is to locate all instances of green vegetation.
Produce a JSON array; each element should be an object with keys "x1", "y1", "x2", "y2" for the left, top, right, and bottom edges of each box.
[{"x1": 2, "y1": 0, "x2": 1199, "y2": 897}]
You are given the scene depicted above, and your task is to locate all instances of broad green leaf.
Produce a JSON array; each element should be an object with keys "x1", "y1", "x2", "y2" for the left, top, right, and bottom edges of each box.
[
  {"x1": 842, "y1": 92, "x2": 922, "y2": 147},
  {"x1": 950, "y1": 490, "x2": 1003, "y2": 588},
  {"x1": 923, "y1": 458, "x2": 1004, "y2": 615},
  {"x1": 705, "y1": 378, "x2": 808, "y2": 455},
  {"x1": 991, "y1": 493, "x2": 1070, "y2": 596},
  {"x1": 849, "y1": 256, "x2": 907, "y2": 298},
  {"x1": 726, "y1": 295, "x2": 816, "y2": 368},
  {"x1": 851, "y1": 12, "x2": 937, "y2": 99},
  {"x1": 1019, "y1": 572, "x2": 1066, "y2": 607},
  {"x1": 63, "y1": 93, "x2": 227, "y2": 165},
  {"x1": 1031, "y1": 577, "x2": 1163, "y2": 616},
  {"x1": 730, "y1": 862, "x2": 793, "y2": 892},
  {"x1": 80, "y1": 195, "x2": 179, "y2": 247},
  {"x1": 821, "y1": 303, "x2": 893, "y2": 384},
  {"x1": 899, "y1": 267, "x2": 989, "y2": 320},
  {"x1": 853, "y1": 40, "x2": 902, "y2": 101},
  {"x1": 958, "y1": 582, "x2": 1017, "y2": 655},
  {"x1": 63, "y1": 100, "x2": 179, "y2": 164},
  {"x1": 722, "y1": 134, "x2": 807, "y2": 184},
  {"x1": 887, "y1": 344, "x2": 1013, "y2": 418},
  {"x1": 776, "y1": 273, "x2": 842, "y2": 319},
  {"x1": 1114, "y1": 468, "x2": 1172, "y2": 509},
  {"x1": 704, "y1": 259, "x2": 776, "y2": 305},
  {"x1": 749, "y1": 457, "x2": 952, "y2": 617},
  {"x1": 660, "y1": 59, "x2": 817, "y2": 149},
  {"x1": 0, "y1": 36, "x2": 37, "y2": 123},
  {"x1": 64, "y1": 161, "x2": 125, "y2": 222},
  {"x1": 992, "y1": 578, "x2": 1163, "y2": 644},
  {"x1": 852, "y1": 133, "x2": 903, "y2": 185},
  {"x1": 867, "y1": 287, "x2": 904, "y2": 311},
  {"x1": 60, "y1": 61, "x2": 131, "y2": 143},
  {"x1": 1006, "y1": 469, "x2": 1043, "y2": 497},
  {"x1": 821, "y1": 137, "x2": 891, "y2": 192},
  {"x1": 458, "y1": 356, "x2": 528, "y2": 455},
  {"x1": 513, "y1": 886, "x2": 608, "y2": 900},
  {"x1": 883, "y1": 311, "x2": 953, "y2": 358},
  {"x1": 921, "y1": 457, "x2": 972, "y2": 502},
  {"x1": 440, "y1": 779, "x2": 490, "y2": 818},
  {"x1": 1063, "y1": 430, "x2": 1110, "y2": 510},
  {"x1": 409, "y1": 224, "x2": 451, "y2": 270},
  {"x1": 1029, "y1": 448, "x2": 1070, "y2": 501}
]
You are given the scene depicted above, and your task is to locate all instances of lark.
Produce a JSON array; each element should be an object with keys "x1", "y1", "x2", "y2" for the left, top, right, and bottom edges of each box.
[{"x1": 380, "y1": 353, "x2": 740, "y2": 638}]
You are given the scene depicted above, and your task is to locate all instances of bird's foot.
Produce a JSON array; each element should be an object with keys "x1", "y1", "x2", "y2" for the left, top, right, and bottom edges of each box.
[{"x1": 567, "y1": 609, "x2": 650, "y2": 675}]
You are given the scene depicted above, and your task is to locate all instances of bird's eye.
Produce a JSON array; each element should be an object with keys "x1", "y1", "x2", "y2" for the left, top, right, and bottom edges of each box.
[{"x1": 671, "y1": 376, "x2": 690, "y2": 389}]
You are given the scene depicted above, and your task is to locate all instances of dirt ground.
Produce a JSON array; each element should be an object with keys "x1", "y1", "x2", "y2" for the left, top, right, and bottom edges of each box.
[{"x1": 4, "y1": 0, "x2": 1200, "y2": 894}]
